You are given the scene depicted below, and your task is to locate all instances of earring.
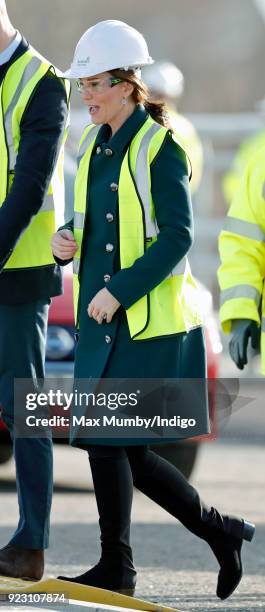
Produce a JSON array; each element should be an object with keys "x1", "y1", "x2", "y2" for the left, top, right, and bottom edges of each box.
[{"x1": 122, "y1": 97, "x2": 128, "y2": 105}]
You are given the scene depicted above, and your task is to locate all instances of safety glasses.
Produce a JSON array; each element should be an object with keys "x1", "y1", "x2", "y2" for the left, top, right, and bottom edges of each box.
[{"x1": 76, "y1": 76, "x2": 123, "y2": 94}]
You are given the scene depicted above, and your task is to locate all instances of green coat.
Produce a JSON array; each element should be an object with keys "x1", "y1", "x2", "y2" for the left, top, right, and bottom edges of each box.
[{"x1": 59, "y1": 106, "x2": 209, "y2": 447}]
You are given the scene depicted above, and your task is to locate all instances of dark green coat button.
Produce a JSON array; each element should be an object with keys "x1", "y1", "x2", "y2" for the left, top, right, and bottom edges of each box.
[
  {"x1": 105, "y1": 335, "x2": 112, "y2": 344},
  {"x1": 110, "y1": 182, "x2": 118, "y2": 191},
  {"x1": 105, "y1": 243, "x2": 114, "y2": 252},
  {"x1": 104, "y1": 274, "x2": 111, "y2": 282},
  {"x1": 105, "y1": 148, "x2": 113, "y2": 156},
  {"x1": 106, "y1": 212, "x2": 114, "y2": 223}
]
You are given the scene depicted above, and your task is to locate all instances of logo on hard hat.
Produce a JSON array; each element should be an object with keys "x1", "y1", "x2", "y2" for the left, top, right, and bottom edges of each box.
[{"x1": 77, "y1": 57, "x2": 90, "y2": 66}]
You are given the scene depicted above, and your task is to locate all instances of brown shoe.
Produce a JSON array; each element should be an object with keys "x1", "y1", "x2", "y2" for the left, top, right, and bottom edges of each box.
[{"x1": 0, "y1": 545, "x2": 44, "y2": 581}]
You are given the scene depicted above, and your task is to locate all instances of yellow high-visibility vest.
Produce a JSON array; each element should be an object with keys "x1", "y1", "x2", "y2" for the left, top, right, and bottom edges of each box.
[
  {"x1": 0, "y1": 46, "x2": 70, "y2": 270},
  {"x1": 218, "y1": 143, "x2": 265, "y2": 374},
  {"x1": 73, "y1": 115, "x2": 203, "y2": 340}
]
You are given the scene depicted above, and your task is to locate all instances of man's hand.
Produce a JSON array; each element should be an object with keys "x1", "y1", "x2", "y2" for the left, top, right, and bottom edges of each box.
[
  {"x1": 88, "y1": 288, "x2": 121, "y2": 324},
  {"x1": 229, "y1": 319, "x2": 260, "y2": 369},
  {"x1": 51, "y1": 229, "x2": 78, "y2": 260}
]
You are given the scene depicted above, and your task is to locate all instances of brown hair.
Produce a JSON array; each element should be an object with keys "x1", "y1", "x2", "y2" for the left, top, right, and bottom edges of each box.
[{"x1": 110, "y1": 68, "x2": 171, "y2": 128}]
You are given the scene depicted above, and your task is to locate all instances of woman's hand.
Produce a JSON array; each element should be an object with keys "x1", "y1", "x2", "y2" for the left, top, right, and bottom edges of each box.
[
  {"x1": 51, "y1": 229, "x2": 78, "y2": 260},
  {"x1": 88, "y1": 288, "x2": 121, "y2": 324}
]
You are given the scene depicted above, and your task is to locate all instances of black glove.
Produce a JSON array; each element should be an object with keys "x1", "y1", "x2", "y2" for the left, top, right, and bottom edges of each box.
[{"x1": 229, "y1": 319, "x2": 260, "y2": 370}]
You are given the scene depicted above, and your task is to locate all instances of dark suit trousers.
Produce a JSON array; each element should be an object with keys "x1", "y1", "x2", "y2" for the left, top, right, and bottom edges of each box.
[{"x1": 0, "y1": 299, "x2": 52, "y2": 549}]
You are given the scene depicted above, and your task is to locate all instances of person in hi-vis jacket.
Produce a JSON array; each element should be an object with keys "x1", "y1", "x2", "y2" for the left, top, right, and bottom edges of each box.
[
  {"x1": 0, "y1": 0, "x2": 69, "y2": 581},
  {"x1": 219, "y1": 141, "x2": 265, "y2": 373},
  {"x1": 52, "y1": 19, "x2": 255, "y2": 601}
]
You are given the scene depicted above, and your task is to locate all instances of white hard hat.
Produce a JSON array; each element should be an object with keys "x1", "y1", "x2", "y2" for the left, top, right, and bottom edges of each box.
[
  {"x1": 64, "y1": 20, "x2": 154, "y2": 79},
  {"x1": 143, "y1": 61, "x2": 184, "y2": 99}
]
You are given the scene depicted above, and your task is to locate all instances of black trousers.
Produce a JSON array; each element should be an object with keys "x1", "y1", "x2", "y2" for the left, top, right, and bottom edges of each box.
[{"x1": 87, "y1": 444, "x2": 213, "y2": 568}]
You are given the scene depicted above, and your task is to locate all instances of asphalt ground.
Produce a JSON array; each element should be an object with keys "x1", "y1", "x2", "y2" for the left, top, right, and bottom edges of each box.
[
  {"x1": 0, "y1": 432, "x2": 264, "y2": 612},
  {"x1": 0, "y1": 372, "x2": 265, "y2": 611}
]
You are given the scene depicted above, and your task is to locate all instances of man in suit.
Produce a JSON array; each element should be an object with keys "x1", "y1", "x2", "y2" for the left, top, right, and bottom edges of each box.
[{"x1": 0, "y1": 0, "x2": 69, "y2": 580}]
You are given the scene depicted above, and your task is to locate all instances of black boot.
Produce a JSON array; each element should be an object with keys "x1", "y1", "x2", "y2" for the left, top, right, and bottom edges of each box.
[
  {"x1": 200, "y1": 509, "x2": 255, "y2": 600},
  {"x1": 58, "y1": 555, "x2": 135, "y2": 596},
  {"x1": 58, "y1": 454, "x2": 136, "y2": 596},
  {"x1": 126, "y1": 446, "x2": 255, "y2": 600}
]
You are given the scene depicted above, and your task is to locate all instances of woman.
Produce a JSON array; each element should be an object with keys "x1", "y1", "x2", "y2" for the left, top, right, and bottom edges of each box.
[{"x1": 52, "y1": 20, "x2": 255, "y2": 601}]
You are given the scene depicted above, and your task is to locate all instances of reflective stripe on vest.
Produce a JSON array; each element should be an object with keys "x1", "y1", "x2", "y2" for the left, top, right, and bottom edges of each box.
[
  {"x1": 4, "y1": 56, "x2": 43, "y2": 170},
  {"x1": 220, "y1": 284, "x2": 261, "y2": 307},
  {"x1": 224, "y1": 216, "x2": 265, "y2": 242},
  {"x1": 73, "y1": 117, "x2": 202, "y2": 338},
  {"x1": 133, "y1": 122, "x2": 186, "y2": 277},
  {"x1": 74, "y1": 211, "x2": 85, "y2": 230},
  {"x1": 135, "y1": 122, "x2": 161, "y2": 237},
  {"x1": 73, "y1": 258, "x2": 80, "y2": 275},
  {"x1": 40, "y1": 193, "x2": 54, "y2": 213},
  {"x1": 73, "y1": 125, "x2": 100, "y2": 246},
  {"x1": 73, "y1": 125, "x2": 100, "y2": 279},
  {"x1": 77, "y1": 125, "x2": 100, "y2": 167},
  {"x1": 0, "y1": 47, "x2": 70, "y2": 270}
]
